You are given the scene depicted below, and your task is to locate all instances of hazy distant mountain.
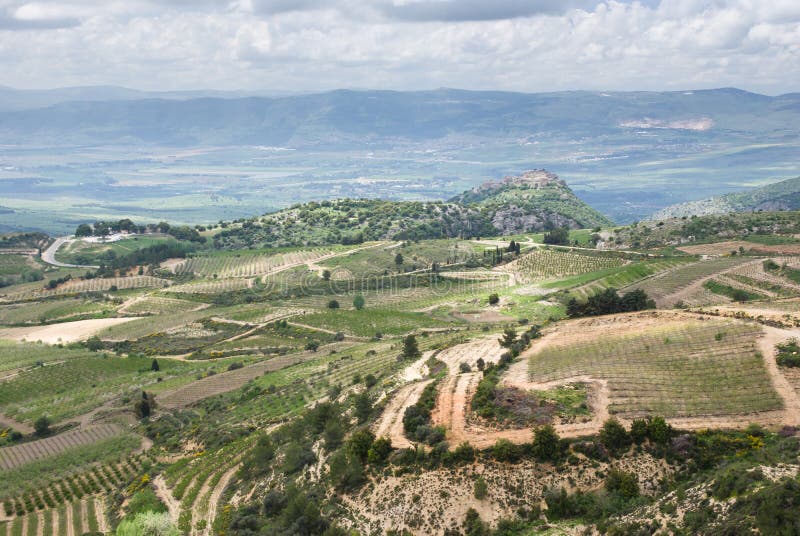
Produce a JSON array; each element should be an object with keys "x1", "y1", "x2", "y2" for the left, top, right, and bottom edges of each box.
[
  {"x1": 0, "y1": 87, "x2": 797, "y2": 146},
  {"x1": 0, "y1": 85, "x2": 295, "y2": 112},
  {"x1": 650, "y1": 176, "x2": 800, "y2": 220}
]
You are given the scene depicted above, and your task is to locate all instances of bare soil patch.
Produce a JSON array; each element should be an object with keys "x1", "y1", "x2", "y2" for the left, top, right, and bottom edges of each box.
[{"x1": 0, "y1": 317, "x2": 139, "y2": 344}]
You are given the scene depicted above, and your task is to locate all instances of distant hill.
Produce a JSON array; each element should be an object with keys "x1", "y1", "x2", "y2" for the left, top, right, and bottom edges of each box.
[
  {"x1": 0, "y1": 87, "x2": 798, "y2": 146},
  {"x1": 212, "y1": 170, "x2": 610, "y2": 248},
  {"x1": 650, "y1": 176, "x2": 800, "y2": 220}
]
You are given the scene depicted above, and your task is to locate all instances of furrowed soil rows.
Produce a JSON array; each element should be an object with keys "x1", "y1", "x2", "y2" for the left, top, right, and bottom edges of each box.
[
  {"x1": 623, "y1": 256, "x2": 754, "y2": 307},
  {"x1": 499, "y1": 248, "x2": 626, "y2": 283},
  {"x1": 524, "y1": 313, "x2": 780, "y2": 419},
  {"x1": 0, "y1": 424, "x2": 123, "y2": 470},
  {"x1": 156, "y1": 352, "x2": 320, "y2": 408},
  {"x1": 2, "y1": 276, "x2": 170, "y2": 302},
  {"x1": 174, "y1": 249, "x2": 336, "y2": 278}
]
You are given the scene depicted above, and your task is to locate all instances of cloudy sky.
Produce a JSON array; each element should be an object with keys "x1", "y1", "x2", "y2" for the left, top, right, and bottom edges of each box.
[{"x1": 0, "y1": 0, "x2": 798, "y2": 94}]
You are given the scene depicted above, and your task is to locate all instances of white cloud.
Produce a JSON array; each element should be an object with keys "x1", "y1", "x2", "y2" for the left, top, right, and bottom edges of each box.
[{"x1": 0, "y1": 0, "x2": 796, "y2": 94}]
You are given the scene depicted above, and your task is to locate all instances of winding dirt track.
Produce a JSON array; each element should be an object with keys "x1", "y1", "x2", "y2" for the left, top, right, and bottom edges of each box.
[
  {"x1": 200, "y1": 463, "x2": 241, "y2": 536},
  {"x1": 95, "y1": 497, "x2": 108, "y2": 534},
  {"x1": 64, "y1": 501, "x2": 74, "y2": 536},
  {"x1": 153, "y1": 475, "x2": 181, "y2": 524},
  {"x1": 374, "y1": 380, "x2": 433, "y2": 448}
]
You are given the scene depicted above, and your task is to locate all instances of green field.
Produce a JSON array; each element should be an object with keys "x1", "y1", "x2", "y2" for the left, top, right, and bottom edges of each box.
[
  {"x1": 296, "y1": 308, "x2": 460, "y2": 337},
  {"x1": 0, "y1": 353, "x2": 191, "y2": 422}
]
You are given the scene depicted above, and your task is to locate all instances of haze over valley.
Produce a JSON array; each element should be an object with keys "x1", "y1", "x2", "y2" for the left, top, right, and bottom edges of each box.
[
  {"x1": 0, "y1": 86, "x2": 798, "y2": 233},
  {"x1": 1, "y1": 1, "x2": 800, "y2": 535}
]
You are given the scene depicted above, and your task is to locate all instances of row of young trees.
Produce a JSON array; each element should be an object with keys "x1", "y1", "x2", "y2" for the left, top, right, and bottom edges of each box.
[{"x1": 566, "y1": 288, "x2": 655, "y2": 317}]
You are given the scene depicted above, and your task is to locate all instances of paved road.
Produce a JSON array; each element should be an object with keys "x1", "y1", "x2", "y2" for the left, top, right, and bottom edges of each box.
[{"x1": 40, "y1": 236, "x2": 99, "y2": 269}]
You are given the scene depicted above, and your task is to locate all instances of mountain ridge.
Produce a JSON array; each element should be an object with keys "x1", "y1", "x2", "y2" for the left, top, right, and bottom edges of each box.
[
  {"x1": 1, "y1": 87, "x2": 797, "y2": 146},
  {"x1": 650, "y1": 176, "x2": 800, "y2": 220}
]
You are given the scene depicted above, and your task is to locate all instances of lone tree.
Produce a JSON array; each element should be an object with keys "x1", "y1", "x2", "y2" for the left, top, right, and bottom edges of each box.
[
  {"x1": 151, "y1": 359, "x2": 160, "y2": 372},
  {"x1": 532, "y1": 424, "x2": 560, "y2": 461},
  {"x1": 499, "y1": 328, "x2": 518, "y2": 348},
  {"x1": 488, "y1": 293, "x2": 500, "y2": 305},
  {"x1": 473, "y1": 476, "x2": 488, "y2": 500},
  {"x1": 34, "y1": 415, "x2": 51, "y2": 437},
  {"x1": 75, "y1": 223, "x2": 93, "y2": 237},
  {"x1": 402, "y1": 334, "x2": 420, "y2": 360},
  {"x1": 600, "y1": 418, "x2": 631, "y2": 455},
  {"x1": 134, "y1": 391, "x2": 153, "y2": 419},
  {"x1": 328, "y1": 299, "x2": 340, "y2": 309},
  {"x1": 353, "y1": 294, "x2": 365, "y2": 310},
  {"x1": 322, "y1": 269, "x2": 331, "y2": 281},
  {"x1": 394, "y1": 253, "x2": 404, "y2": 267}
]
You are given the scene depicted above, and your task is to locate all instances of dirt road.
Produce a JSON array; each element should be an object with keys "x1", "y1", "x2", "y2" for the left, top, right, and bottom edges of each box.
[
  {"x1": 374, "y1": 380, "x2": 433, "y2": 448},
  {"x1": 40, "y1": 237, "x2": 99, "y2": 269}
]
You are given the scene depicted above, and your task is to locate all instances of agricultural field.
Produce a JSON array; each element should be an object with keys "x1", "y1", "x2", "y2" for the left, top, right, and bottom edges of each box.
[
  {"x1": 319, "y1": 239, "x2": 479, "y2": 275},
  {"x1": 0, "y1": 353, "x2": 192, "y2": 423},
  {"x1": 0, "y1": 341, "x2": 95, "y2": 374},
  {"x1": 2, "y1": 276, "x2": 170, "y2": 302},
  {"x1": 0, "y1": 434, "x2": 143, "y2": 498},
  {"x1": 500, "y1": 247, "x2": 627, "y2": 283},
  {"x1": 118, "y1": 296, "x2": 202, "y2": 315},
  {"x1": 0, "y1": 298, "x2": 114, "y2": 326},
  {"x1": 0, "y1": 424, "x2": 123, "y2": 471},
  {"x1": 173, "y1": 247, "x2": 339, "y2": 278},
  {"x1": 623, "y1": 256, "x2": 752, "y2": 307},
  {"x1": 96, "y1": 307, "x2": 218, "y2": 341},
  {"x1": 559, "y1": 257, "x2": 694, "y2": 300},
  {"x1": 166, "y1": 278, "x2": 252, "y2": 294},
  {"x1": 524, "y1": 314, "x2": 780, "y2": 419},
  {"x1": 295, "y1": 308, "x2": 460, "y2": 337}
]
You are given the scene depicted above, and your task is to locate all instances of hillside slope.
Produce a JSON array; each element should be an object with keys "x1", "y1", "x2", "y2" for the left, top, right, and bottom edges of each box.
[
  {"x1": 212, "y1": 170, "x2": 611, "y2": 248},
  {"x1": 651, "y1": 176, "x2": 800, "y2": 220}
]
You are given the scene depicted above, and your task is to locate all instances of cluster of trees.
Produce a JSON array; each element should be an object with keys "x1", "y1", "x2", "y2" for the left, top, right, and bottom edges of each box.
[
  {"x1": 75, "y1": 219, "x2": 205, "y2": 243},
  {"x1": 402, "y1": 380, "x2": 445, "y2": 445},
  {"x1": 776, "y1": 340, "x2": 800, "y2": 368},
  {"x1": 0, "y1": 232, "x2": 48, "y2": 250},
  {"x1": 566, "y1": 288, "x2": 654, "y2": 318},
  {"x1": 46, "y1": 273, "x2": 72, "y2": 289},
  {"x1": 85, "y1": 243, "x2": 191, "y2": 279},
  {"x1": 543, "y1": 226, "x2": 570, "y2": 245}
]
